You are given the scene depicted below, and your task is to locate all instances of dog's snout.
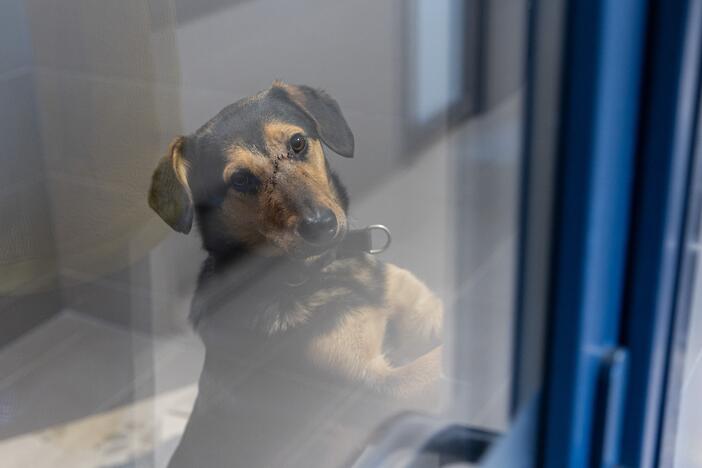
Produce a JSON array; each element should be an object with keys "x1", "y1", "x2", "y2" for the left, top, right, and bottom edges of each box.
[{"x1": 298, "y1": 208, "x2": 337, "y2": 244}]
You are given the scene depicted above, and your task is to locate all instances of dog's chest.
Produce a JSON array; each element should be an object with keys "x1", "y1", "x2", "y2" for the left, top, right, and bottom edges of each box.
[{"x1": 194, "y1": 255, "x2": 386, "y2": 362}]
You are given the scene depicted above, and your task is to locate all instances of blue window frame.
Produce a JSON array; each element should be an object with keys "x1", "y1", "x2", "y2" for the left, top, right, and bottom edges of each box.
[
  {"x1": 619, "y1": 1, "x2": 702, "y2": 466},
  {"x1": 539, "y1": 1, "x2": 648, "y2": 467},
  {"x1": 537, "y1": 0, "x2": 702, "y2": 467}
]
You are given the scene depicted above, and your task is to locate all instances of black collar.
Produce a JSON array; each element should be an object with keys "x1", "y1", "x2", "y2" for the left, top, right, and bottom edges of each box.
[
  {"x1": 282, "y1": 225, "x2": 392, "y2": 287},
  {"x1": 192, "y1": 225, "x2": 391, "y2": 325},
  {"x1": 197, "y1": 224, "x2": 392, "y2": 311},
  {"x1": 337, "y1": 225, "x2": 392, "y2": 258}
]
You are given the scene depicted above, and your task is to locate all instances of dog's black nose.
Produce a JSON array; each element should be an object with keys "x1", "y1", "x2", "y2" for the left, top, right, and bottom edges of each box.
[{"x1": 299, "y1": 208, "x2": 338, "y2": 244}]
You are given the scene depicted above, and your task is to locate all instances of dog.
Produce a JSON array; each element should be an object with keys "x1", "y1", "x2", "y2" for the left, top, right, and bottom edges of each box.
[{"x1": 148, "y1": 81, "x2": 444, "y2": 467}]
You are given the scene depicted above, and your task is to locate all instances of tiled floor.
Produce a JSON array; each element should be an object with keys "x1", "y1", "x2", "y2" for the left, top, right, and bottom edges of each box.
[
  {"x1": 0, "y1": 384, "x2": 197, "y2": 468},
  {"x1": 0, "y1": 311, "x2": 204, "y2": 467}
]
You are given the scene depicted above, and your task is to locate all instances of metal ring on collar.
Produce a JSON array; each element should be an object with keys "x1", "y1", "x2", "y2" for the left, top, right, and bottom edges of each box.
[{"x1": 367, "y1": 224, "x2": 392, "y2": 254}]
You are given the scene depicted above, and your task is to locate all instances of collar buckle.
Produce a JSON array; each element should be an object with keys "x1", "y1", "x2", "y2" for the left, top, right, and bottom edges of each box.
[
  {"x1": 366, "y1": 224, "x2": 392, "y2": 254},
  {"x1": 339, "y1": 224, "x2": 392, "y2": 257}
]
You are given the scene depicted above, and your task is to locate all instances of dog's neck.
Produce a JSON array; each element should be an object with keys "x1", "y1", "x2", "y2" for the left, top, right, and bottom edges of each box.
[
  {"x1": 200, "y1": 241, "x2": 339, "y2": 301},
  {"x1": 206, "y1": 242, "x2": 331, "y2": 275},
  {"x1": 202, "y1": 224, "x2": 382, "y2": 286},
  {"x1": 206, "y1": 241, "x2": 257, "y2": 271},
  {"x1": 191, "y1": 223, "x2": 383, "y2": 327},
  {"x1": 191, "y1": 243, "x2": 338, "y2": 328}
]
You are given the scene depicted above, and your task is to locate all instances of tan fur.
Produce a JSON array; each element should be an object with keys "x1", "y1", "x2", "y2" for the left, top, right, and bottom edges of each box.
[
  {"x1": 148, "y1": 136, "x2": 194, "y2": 233},
  {"x1": 384, "y1": 264, "x2": 444, "y2": 345},
  {"x1": 222, "y1": 144, "x2": 270, "y2": 181},
  {"x1": 170, "y1": 137, "x2": 190, "y2": 189},
  {"x1": 218, "y1": 124, "x2": 347, "y2": 255},
  {"x1": 305, "y1": 263, "x2": 443, "y2": 399},
  {"x1": 307, "y1": 305, "x2": 442, "y2": 399},
  {"x1": 272, "y1": 80, "x2": 306, "y2": 104}
]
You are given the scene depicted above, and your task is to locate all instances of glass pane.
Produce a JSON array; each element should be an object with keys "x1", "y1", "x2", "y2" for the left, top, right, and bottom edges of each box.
[
  {"x1": 661, "y1": 87, "x2": 702, "y2": 468},
  {"x1": 0, "y1": 0, "x2": 531, "y2": 466}
]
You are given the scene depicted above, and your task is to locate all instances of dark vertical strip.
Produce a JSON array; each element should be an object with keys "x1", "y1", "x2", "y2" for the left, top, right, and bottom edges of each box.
[
  {"x1": 539, "y1": 0, "x2": 648, "y2": 467},
  {"x1": 619, "y1": 0, "x2": 702, "y2": 466}
]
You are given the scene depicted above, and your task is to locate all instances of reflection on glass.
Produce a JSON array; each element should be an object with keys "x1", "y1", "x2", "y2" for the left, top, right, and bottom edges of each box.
[
  {"x1": 661, "y1": 93, "x2": 702, "y2": 468},
  {"x1": 0, "y1": 0, "x2": 527, "y2": 466},
  {"x1": 411, "y1": 0, "x2": 465, "y2": 124}
]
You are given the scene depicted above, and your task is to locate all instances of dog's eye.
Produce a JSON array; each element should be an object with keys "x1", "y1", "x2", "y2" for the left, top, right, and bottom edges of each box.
[
  {"x1": 289, "y1": 133, "x2": 307, "y2": 154},
  {"x1": 230, "y1": 169, "x2": 260, "y2": 194}
]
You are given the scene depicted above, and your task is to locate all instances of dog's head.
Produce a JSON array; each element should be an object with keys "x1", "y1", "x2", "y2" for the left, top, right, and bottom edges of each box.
[{"x1": 148, "y1": 81, "x2": 353, "y2": 260}]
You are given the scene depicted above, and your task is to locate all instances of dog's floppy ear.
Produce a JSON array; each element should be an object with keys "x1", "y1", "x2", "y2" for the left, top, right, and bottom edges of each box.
[
  {"x1": 275, "y1": 82, "x2": 354, "y2": 158},
  {"x1": 148, "y1": 136, "x2": 193, "y2": 234}
]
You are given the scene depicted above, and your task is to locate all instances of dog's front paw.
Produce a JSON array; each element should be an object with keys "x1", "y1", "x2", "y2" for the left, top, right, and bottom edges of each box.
[{"x1": 421, "y1": 295, "x2": 444, "y2": 345}]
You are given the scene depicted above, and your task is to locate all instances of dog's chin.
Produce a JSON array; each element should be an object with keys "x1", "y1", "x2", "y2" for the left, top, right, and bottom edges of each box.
[
  {"x1": 300, "y1": 249, "x2": 338, "y2": 270},
  {"x1": 262, "y1": 225, "x2": 347, "y2": 268},
  {"x1": 287, "y1": 235, "x2": 345, "y2": 269},
  {"x1": 288, "y1": 242, "x2": 335, "y2": 264}
]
